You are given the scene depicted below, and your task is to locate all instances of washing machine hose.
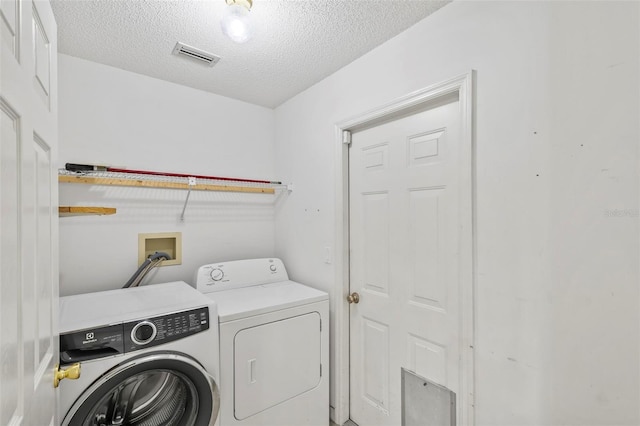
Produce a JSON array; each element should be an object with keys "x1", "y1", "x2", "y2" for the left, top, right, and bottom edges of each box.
[{"x1": 123, "y1": 252, "x2": 171, "y2": 288}]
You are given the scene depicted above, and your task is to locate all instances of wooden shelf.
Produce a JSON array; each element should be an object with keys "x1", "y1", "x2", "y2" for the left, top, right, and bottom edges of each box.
[
  {"x1": 59, "y1": 206, "x2": 117, "y2": 217},
  {"x1": 58, "y1": 174, "x2": 276, "y2": 194},
  {"x1": 58, "y1": 169, "x2": 287, "y2": 221}
]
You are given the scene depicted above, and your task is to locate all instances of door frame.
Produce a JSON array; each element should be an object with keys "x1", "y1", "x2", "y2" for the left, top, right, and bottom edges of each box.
[{"x1": 332, "y1": 71, "x2": 476, "y2": 425}]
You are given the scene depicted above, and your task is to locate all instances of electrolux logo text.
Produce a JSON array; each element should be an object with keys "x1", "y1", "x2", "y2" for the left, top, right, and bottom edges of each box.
[{"x1": 83, "y1": 331, "x2": 97, "y2": 345}]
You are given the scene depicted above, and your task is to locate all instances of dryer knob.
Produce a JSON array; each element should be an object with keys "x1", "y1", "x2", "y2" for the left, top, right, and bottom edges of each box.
[{"x1": 210, "y1": 268, "x2": 224, "y2": 282}]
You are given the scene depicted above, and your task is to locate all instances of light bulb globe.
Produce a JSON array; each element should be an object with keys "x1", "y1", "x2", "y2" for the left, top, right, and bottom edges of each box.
[{"x1": 221, "y1": 3, "x2": 253, "y2": 43}]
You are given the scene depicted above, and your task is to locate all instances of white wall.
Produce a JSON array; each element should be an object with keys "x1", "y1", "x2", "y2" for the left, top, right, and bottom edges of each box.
[
  {"x1": 274, "y1": 1, "x2": 639, "y2": 425},
  {"x1": 59, "y1": 54, "x2": 277, "y2": 296}
]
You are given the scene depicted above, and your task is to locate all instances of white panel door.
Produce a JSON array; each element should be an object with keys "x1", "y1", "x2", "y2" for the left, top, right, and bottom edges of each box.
[
  {"x1": 349, "y1": 98, "x2": 461, "y2": 426},
  {"x1": 0, "y1": 0, "x2": 58, "y2": 425}
]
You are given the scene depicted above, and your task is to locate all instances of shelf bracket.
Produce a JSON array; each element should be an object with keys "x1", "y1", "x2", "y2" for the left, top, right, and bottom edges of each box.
[{"x1": 180, "y1": 177, "x2": 197, "y2": 221}]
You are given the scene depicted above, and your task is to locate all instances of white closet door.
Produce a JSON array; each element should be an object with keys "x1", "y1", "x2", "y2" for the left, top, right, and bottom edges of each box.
[
  {"x1": 349, "y1": 98, "x2": 462, "y2": 426},
  {"x1": 1, "y1": 0, "x2": 59, "y2": 424}
]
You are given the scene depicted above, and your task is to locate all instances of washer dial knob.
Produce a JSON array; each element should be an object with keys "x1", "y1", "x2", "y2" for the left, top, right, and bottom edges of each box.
[
  {"x1": 210, "y1": 268, "x2": 224, "y2": 282},
  {"x1": 131, "y1": 321, "x2": 157, "y2": 345},
  {"x1": 269, "y1": 264, "x2": 277, "y2": 272}
]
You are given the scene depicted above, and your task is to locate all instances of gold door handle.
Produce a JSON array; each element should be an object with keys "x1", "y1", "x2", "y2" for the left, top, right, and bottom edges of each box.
[
  {"x1": 54, "y1": 363, "x2": 81, "y2": 388},
  {"x1": 347, "y1": 292, "x2": 360, "y2": 304}
]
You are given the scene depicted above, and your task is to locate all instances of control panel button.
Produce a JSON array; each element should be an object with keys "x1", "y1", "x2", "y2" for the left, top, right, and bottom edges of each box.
[
  {"x1": 131, "y1": 321, "x2": 157, "y2": 345},
  {"x1": 210, "y1": 268, "x2": 224, "y2": 281},
  {"x1": 270, "y1": 264, "x2": 277, "y2": 272},
  {"x1": 135, "y1": 325, "x2": 154, "y2": 341}
]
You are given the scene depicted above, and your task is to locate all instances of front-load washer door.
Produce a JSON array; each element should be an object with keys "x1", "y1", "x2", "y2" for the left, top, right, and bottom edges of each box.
[
  {"x1": 233, "y1": 312, "x2": 321, "y2": 420},
  {"x1": 62, "y1": 352, "x2": 219, "y2": 426}
]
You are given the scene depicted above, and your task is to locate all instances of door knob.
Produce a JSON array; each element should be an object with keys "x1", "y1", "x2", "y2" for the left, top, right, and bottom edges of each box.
[
  {"x1": 347, "y1": 292, "x2": 360, "y2": 304},
  {"x1": 53, "y1": 363, "x2": 81, "y2": 388}
]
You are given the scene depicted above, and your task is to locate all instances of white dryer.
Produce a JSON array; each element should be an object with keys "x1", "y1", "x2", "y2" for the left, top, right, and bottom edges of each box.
[
  {"x1": 195, "y1": 258, "x2": 329, "y2": 426},
  {"x1": 58, "y1": 281, "x2": 220, "y2": 426}
]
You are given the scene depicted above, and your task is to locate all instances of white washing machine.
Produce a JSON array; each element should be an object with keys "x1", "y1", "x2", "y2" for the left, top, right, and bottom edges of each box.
[
  {"x1": 58, "y1": 281, "x2": 220, "y2": 426},
  {"x1": 195, "y1": 258, "x2": 329, "y2": 426}
]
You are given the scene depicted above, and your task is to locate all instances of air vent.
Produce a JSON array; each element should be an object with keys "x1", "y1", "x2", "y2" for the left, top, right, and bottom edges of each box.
[{"x1": 172, "y1": 42, "x2": 221, "y2": 67}]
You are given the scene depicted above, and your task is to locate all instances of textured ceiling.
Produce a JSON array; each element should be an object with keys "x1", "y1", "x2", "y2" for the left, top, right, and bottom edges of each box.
[{"x1": 51, "y1": 0, "x2": 450, "y2": 108}]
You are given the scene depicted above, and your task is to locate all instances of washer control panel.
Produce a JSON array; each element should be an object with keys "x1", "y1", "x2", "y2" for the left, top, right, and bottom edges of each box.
[
  {"x1": 195, "y1": 258, "x2": 289, "y2": 294},
  {"x1": 124, "y1": 306, "x2": 210, "y2": 352},
  {"x1": 59, "y1": 306, "x2": 210, "y2": 364}
]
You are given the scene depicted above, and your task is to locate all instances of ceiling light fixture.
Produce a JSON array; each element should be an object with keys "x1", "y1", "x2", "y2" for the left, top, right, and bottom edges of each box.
[{"x1": 221, "y1": 0, "x2": 253, "y2": 44}]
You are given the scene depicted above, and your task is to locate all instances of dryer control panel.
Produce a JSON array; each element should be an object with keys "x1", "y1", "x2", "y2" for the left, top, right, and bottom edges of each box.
[
  {"x1": 60, "y1": 306, "x2": 210, "y2": 364},
  {"x1": 195, "y1": 258, "x2": 289, "y2": 293}
]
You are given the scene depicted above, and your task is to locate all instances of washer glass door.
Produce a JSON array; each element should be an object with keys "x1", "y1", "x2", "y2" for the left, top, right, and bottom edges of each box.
[
  {"x1": 88, "y1": 370, "x2": 196, "y2": 425},
  {"x1": 64, "y1": 353, "x2": 218, "y2": 426}
]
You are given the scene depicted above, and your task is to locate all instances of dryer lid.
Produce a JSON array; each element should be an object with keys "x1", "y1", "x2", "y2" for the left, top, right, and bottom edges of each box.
[{"x1": 209, "y1": 281, "x2": 328, "y2": 323}]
